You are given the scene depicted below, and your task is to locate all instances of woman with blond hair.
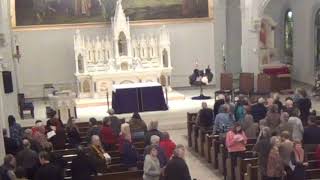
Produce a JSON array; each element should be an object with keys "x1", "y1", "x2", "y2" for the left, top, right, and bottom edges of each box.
[{"x1": 118, "y1": 123, "x2": 139, "y2": 171}]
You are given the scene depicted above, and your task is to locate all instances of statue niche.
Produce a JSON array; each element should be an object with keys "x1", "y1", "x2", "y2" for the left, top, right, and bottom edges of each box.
[
  {"x1": 77, "y1": 54, "x2": 84, "y2": 73},
  {"x1": 162, "y1": 49, "x2": 169, "y2": 67},
  {"x1": 118, "y1": 32, "x2": 128, "y2": 56}
]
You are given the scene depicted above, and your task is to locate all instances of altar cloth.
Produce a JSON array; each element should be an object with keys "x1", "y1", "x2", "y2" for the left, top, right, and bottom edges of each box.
[{"x1": 112, "y1": 83, "x2": 168, "y2": 114}]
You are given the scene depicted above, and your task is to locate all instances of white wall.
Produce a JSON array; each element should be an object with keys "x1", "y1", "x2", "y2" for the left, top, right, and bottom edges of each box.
[
  {"x1": 13, "y1": 21, "x2": 215, "y2": 98},
  {"x1": 263, "y1": 0, "x2": 320, "y2": 85},
  {"x1": 290, "y1": 0, "x2": 320, "y2": 85}
]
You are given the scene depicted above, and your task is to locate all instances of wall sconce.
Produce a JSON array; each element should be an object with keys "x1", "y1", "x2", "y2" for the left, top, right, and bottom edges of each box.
[
  {"x1": 12, "y1": 35, "x2": 21, "y2": 62},
  {"x1": 13, "y1": 45, "x2": 21, "y2": 62}
]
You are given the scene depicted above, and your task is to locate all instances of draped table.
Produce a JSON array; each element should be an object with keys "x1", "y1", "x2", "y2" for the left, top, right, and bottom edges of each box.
[{"x1": 112, "y1": 82, "x2": 168, "y2": 114}]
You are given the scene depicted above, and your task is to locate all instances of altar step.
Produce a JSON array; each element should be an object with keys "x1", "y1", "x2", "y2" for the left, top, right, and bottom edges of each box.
[{"x1": 75, "y1": 90, "x2": 185, "y2": 108}]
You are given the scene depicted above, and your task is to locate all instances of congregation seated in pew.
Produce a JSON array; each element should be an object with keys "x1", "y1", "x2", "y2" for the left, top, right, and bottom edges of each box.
[{"x1": 187, "y1": 87, "x2": 320, "y2": 180}]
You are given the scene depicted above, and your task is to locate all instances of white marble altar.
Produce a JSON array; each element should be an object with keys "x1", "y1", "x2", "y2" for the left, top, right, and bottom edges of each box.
[
  {"x1": 48, "y1": 90, "x2": 77, "y2": 122},
  {"x1": 74, "y1": 0, "x2": 172, "y2": 99}
]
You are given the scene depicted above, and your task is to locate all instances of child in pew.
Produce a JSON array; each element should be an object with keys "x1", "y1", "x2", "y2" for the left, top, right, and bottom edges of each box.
[{"x1": 225, "y1": 122, "x2": 248, "y2": 166}]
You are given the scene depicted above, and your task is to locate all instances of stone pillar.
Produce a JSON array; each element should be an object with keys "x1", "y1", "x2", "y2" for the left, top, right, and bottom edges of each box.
[
  {"x1": 214, "y1": 0, "x2": 227, "y2": 89},
  {"x1": 0, "y1": 0, "x2": 19, "y2": 163},
  {"x1": 240, "y1": 0, "x2": 261, "y2": 74}
]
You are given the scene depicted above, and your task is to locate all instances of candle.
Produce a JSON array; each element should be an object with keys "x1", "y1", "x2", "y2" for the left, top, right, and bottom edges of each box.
[{"x1": 222, "y1": 44, "x2": 225, "y2": 57}]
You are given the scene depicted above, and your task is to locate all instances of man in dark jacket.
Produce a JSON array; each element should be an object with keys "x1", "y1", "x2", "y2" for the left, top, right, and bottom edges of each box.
[
  {"x1": 196, "y1": 102, "x2": 214, "y2": 128},
  {"x1": 164, "y1": 144, "x2": 191, "y2": 180},
  {"x1": 71, "y1": 146, "x2": 97, "y2": 180},
  {"x1": 3, "y1": 129, "x2": 19, "y2": 155},
  {"x1": 34, "y1": 151, "x2": 64, "y2": 180},
  {"x1": 213, "y1": 95, "x2": 225, "y2": 118},
  {"x1": 303, "y1": 116, "x2": 320, "y2": 152},
  {"x1": 251, "y1": 97, "x2": 267, "y2": 122},
  {"x1": 16, "y1": 139, "x2": 39, "y2": 179}
]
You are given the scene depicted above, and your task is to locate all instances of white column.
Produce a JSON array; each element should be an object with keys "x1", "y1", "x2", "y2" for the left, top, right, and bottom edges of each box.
[
  {"x1": 214, "y1": 0, "x2": 227, "y2": 89},
  {"x1": 240, "y1": 0, "x2": 261, "y2": 74},
  {"x1": 0, "y1": 0, "x2": 19, "y2": 163}
]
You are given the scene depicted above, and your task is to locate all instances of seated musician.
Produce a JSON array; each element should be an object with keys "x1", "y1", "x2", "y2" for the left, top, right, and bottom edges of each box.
[{"x1": 196, "y1": 102, "x2": 214, "y2": 128}]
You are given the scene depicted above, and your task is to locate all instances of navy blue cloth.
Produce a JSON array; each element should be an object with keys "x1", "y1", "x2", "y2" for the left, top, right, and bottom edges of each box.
[
  {"x1": 251, "y1": 103, "x2": 267, "y2": 122},
  {"x1": 112, "y1": 85, "x2": 168, "y2": 114},
  {"x1": 303, "y1": 125, "x2": 320, "y2": 144},
  {"x1": 121, "y1": 140, "x2": 139, "y2": 168}
]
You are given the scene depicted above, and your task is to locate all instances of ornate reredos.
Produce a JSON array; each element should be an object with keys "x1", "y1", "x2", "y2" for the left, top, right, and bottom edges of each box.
[
  {"x1": 73, "y1": 0, "x2": 173, "y2": 98},
  {"x1": 112, "y1": 0, "x2": 131, "y2": 41},
  {"x1": 74, "y1": 0, "x2": 172, "y2": 74}
]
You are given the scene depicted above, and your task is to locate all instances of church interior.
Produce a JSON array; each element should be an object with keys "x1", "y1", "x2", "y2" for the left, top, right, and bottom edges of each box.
[{"x1": 2, "y1": 0, "x2": 320, "y2": 179}]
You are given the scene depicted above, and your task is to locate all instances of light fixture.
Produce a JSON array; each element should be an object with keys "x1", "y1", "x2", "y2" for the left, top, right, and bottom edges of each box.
[{"x1": 288, "y1": 11, "x2": 293, "y2": 19}]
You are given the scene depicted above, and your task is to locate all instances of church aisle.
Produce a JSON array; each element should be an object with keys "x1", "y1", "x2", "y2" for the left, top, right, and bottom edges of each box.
[{"x1": 168, "y1": 129, "x2": 223, "y2": 180}]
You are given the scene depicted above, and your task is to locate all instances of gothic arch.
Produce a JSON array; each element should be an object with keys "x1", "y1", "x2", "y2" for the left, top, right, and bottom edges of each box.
[
  {"x1": 120, "y1": 80, "x2": 134, "y2": 84},
  {"x1": 118, "y1": 31, "x2": 128, "y2": 56},
  {"x1": 162, "y1": 49, "x2": 169, "y2": 68},
  {"x1": 77, "y1": 54, "x2": 84, "y2": 73}
]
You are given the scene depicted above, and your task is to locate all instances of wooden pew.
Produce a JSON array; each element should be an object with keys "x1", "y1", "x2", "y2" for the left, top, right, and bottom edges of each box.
[
  {"x1": 218, "y1": 144, "x2": 227, "y2": 175},
  {"x1": 187, "y1": 112, "x2": 197, "y2": 147},
  {"x1": 191, "y1": 125, "x2": 199, "y2": 152},
  {"x1": 235, "y1": 157, "x2": 258, "y2": 180},
  {"x1": 243, "y1": 164, "x2": 260, "y2": 180},
  {"x1": 65, "y1": 170, "x2": 144, "y2": 180},
  {"x1": 197, "y1": 128, "x2": 212, "y2": 157},
  {"x1": 204, "y1": 134, "x2": 219, "y2": 163},
  {"x1": 93, "y1": 170, "x2": 143, "y2": 180},
  {"x1": 211, "y1": 135, "x2": 222, "y2": 169},
  {"x1": 305, "y1": 168, "x2": 320, "y2": 179}
]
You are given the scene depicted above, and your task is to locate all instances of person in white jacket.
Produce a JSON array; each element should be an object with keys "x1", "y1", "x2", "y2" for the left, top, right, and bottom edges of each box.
[
  {"x1": 143, "y1": 145, "x2": 161, "y2": 180},
  {"x1": 288, "y1": 111, "x2": 304, "y2": 141}
]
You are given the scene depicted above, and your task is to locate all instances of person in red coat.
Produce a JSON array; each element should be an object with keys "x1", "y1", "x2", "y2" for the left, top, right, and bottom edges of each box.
[
  {"x1": 159, "y1": 132, "x2": 176, "y2": 159},
  {"x1": 100, "y1": 117, "x2": 117, "y2": 150}
]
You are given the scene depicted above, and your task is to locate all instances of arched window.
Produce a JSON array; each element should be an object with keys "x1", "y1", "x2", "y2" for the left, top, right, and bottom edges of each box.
[
  {"x1": 315, "y1": 9, "x2": 320, "y2": 70},
  {"x1": 284, "y1": 10, "x2": 293, "y2": 64}
]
